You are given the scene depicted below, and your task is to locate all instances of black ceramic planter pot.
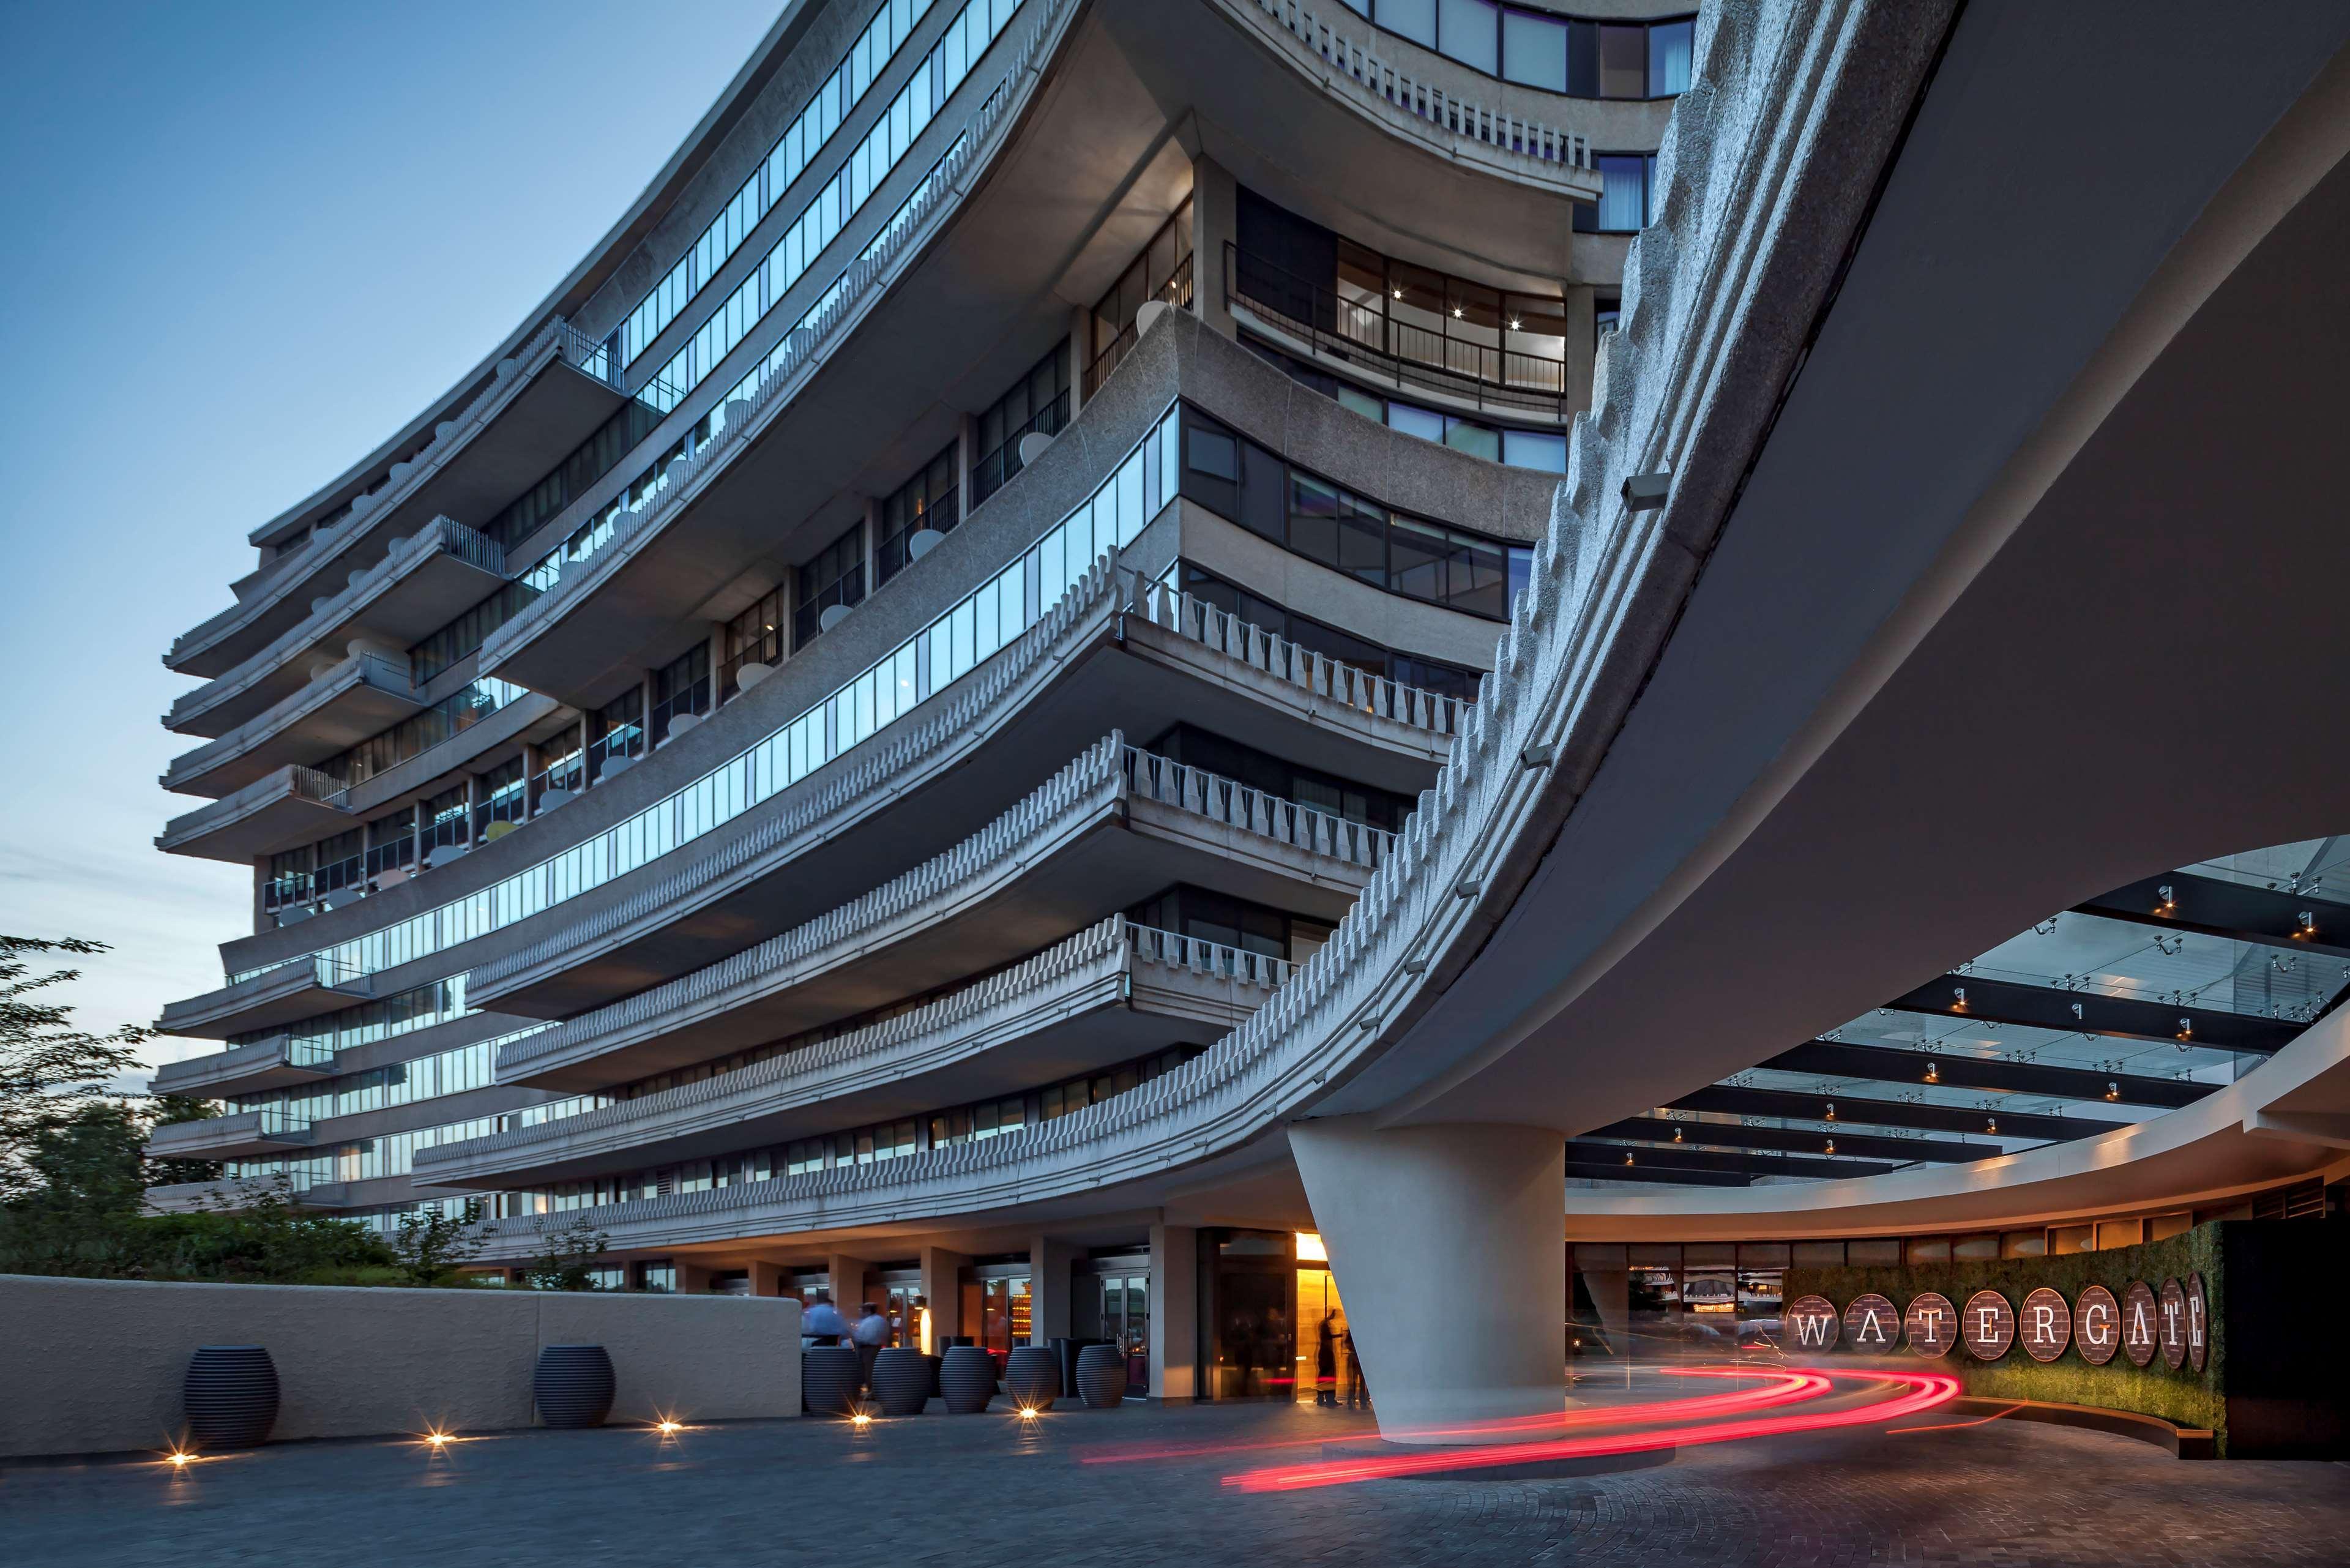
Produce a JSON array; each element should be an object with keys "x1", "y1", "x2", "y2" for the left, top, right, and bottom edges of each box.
[
  {"x1": 1075, "y1": 1343, "x2": 1128, "y2": 1408},
  {"x1": 534, "y1": 1345, "x2": 616, "y2": 1428},
  {"x1": 1003, "y1": 1344, "x2": 1060, "y2": 1411},
  {"x1": 803, "y1": 1345, "x2": 861, "y2": 1415},
  {"x1": 871, "y1": 1347, "x2": 931, "y2": 1416},
  {"x1": 184, "y1": 1345, "x2": 279, "y2": 1449},
  {"x1": 940, "y1": 1346, "x2": 997, "y2": 1413}
]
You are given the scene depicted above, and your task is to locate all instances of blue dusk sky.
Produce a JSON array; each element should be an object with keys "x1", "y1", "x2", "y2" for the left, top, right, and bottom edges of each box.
[{"x1": 0, "y1": 1, "x2": 782, "y2": 1075}]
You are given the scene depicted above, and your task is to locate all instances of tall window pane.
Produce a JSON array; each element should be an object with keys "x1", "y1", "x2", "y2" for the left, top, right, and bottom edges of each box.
[
  {"x1": 1376, "y1": 0, "x2": 1436, "y2": 49},
  {"x1": 1501, "y1": 9, "x2": 1566, "y2": 91},
  {"x1": 1596, "y1": 24, "x2": 1647, "y2": 98},
  {"x1": 1594, "y1": 154, "x2": 1649, "y2": 231},
  {"x1": 1437, "y1": 0, "x2": 1498, "y2": 74},
  {"x1": 1649, "y1": 20, "x2": 1694, "y2": 97}
]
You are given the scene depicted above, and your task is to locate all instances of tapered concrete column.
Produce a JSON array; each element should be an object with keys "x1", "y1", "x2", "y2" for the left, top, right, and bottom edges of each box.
[
  {"x1": 1148, "y1": 1222, "x2": 1197, "y2": 1402},
  {"x1": 1029, "y1": 1236, "x2": 1082, "y2": 1344},
  {"x1": 920, "y1": 1247, "x2": 968, "y2": 1345},
  {"x1": 1290, "y1": 1118, "x2": 1565, "y2": 1443}
]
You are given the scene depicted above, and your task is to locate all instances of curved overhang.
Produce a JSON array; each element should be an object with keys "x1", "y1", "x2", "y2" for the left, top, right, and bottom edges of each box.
[
  {"x1": 494, "y1": 734, "x2": 1387, "y2": 1091},
  {"x1": 236, "y1": 2, "x2": 828, "y2": 554},
  {"x1": 171, "y1": 323, "x2": 619, "y2": 676},
  {"x1": 1563, "y1": 1004, "x2": 2350, "y2": 1240},
  {"x1": 167, "y1": 518, "x2": 506, "y2": 739},
  {"x1": 1335, "y1": 7, "x2": 2350, "y2": 1140}
]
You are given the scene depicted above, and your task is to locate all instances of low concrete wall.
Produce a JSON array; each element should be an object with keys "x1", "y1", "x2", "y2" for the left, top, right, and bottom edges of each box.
[{"x1": 0, "y1": 1275, "x2": 800, "y2": 1459}]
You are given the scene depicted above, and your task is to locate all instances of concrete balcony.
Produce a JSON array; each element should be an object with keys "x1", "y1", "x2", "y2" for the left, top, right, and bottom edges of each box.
[
  {"x1": 166, "y1": 518, "x2": 507, "y2": 739},
  {"x1": 149, "y1": 1034, "x2": 337, "y2": 1100},
  {"x1": 157, "y1": 956, "x2": 375, "y2": 1041},
  {"x1": 493, "y1": 733, "x2": 1389, "y2": 1092},
  {"x1": 161, "y1": 653, "x2": 422, "y2": 798},
  {"x1": 467, "y1": 561, "x2": 1461, "y2": 1021},
  {"x1": 155, "y1": 764, "x2": 351, "y2": 864},
  {"x1": 143, "y1": 1176, "x2": 351, "y2": 1214},
  {"x1": 146, "y1": 1109, "x2": 316, "y2": 1162},
  {"x1": 166, "y1": 318, "x2": 619, "y2": 679},
  {"x1": 419, "y1": 919, "x2": 1292, "y2": 1192}
]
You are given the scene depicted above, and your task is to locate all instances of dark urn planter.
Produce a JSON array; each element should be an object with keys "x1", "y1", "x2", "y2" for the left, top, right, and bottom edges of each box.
[
  {"x1": 534, "y1": 1345, "x2": 615, "y2": 1429},
  {"x1": 1004, "y1": 1345, "x2": 1061, "y2": 1411},
  {"x1": 940, "y1": 1346, "x2": 998, "y2": 1414},
  {"x1": 803, "y1": 1346, "x2": 860, "y2": 1415},
  {"x1": 1076, "y1": 1343, "x2": 1128, "y2": 1408},
  {"x1": 871, "y1": 1346, "x2": 931, "y2": 1416},
  {"x1": 184, "y1": 1345, "x2": 279, "y2": 1449}
]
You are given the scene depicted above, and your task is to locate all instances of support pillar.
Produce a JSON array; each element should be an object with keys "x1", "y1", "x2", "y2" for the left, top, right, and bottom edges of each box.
[
  {"x1": 1188, "y1": 153, "x2": 1237, "y2": 340},
  {"x1": 827, "y1": 1253, "x2": 872, "y2": 1315},
  {"x1": 1290, "y1": 1118, "x2": 1564, "y2": 1443},
  {"x1": 1147, "y1": 1222, "x2": 1197, "y2": 1402},
  {"x1": 1029, "y1": 1235, "x2": 1083, "y2": 1345},
  {"x1": 747, "y1": 1261, "x2": 787, "y2": 1298},
  {"x1": 920, "y1": 1247, "x2": 969, "y2": 1348}
]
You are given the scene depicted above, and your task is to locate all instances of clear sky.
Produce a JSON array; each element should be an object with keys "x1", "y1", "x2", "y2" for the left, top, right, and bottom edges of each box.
[{"x1": 0, "y1": 0, "x2": 782, "y2": 1076}]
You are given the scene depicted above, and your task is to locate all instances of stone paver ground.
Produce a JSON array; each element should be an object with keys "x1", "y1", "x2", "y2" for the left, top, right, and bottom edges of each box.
[{"x1": 6, "y1": 1378, "x2": 2347, "y2": 1566}]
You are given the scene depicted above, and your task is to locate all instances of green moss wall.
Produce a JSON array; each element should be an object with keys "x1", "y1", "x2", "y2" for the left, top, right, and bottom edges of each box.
[{"x1": 1786, "y1": 1223, "x2": 2226, "y2": 1451}]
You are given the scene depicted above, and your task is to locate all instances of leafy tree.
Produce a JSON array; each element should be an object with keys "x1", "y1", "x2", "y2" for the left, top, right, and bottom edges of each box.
[
  {"x1": 517, "y1": 1214, "x2": 611, "y2": 1291},
  {"x1": 394, "y1": 1200, "x2": 487, "y2": 1285},
  {"x1": 1, "y1": 936, "x2": 151, "y2": 1199},
  {"x1": 145, "y1": 1094, "x2": 225, "y2": 1187}
]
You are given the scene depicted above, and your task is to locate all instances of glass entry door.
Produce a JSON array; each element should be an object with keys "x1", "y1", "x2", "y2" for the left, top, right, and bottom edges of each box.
[{"x1": 1098, "y1": 1274, "x2": 1150, "y2": 1394}]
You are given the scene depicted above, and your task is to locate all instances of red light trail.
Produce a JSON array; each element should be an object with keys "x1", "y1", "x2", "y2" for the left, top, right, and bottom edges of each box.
[
  {"x1": 1222, "y1": 1368, "x2": 1960, "y2": 1492},
  {"x1": 1081, "y1": 1368, "x2": 1824, "y2": 1466}
]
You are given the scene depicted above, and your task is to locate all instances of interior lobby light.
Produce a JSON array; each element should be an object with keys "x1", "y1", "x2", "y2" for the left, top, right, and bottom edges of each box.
[{"x1": 1294, "y1": 1231, "x2": 1327, "y2": 1263}]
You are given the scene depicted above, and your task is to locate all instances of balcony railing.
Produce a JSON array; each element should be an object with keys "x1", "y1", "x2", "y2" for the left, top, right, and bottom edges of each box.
[
  {"x1": 1226, "y1": 244, "x2": 1572, "y2": 417},
  {"x1": 1120, "y1": 745, "x2": 1398, "y2": 871},
  {"x1": 1083, "y1": 253, "x2": 1196, "y2": 400},
  {"x1": 1239, "y1": 0, "x2": 1594, "y2": 171}
]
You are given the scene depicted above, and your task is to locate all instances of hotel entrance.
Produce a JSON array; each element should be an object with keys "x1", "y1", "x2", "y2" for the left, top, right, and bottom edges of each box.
[{"x1": 1292, "y1": 1232, "x2": 1362, "y2": 1406}]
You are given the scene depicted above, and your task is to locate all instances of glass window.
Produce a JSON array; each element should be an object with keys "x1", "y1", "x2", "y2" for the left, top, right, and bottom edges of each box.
[
  {"x1": 1436, "y1": 0, "x2": 1498, "y2": 73},
  {"x1": 1583, "y1": 154, "x2": 1652, "y2": 233},
  {"x1": 1596, "y1": 23, "x2": 1648, "y2": 98},
  {"x1": 1502, "y1": 428, "x2": 1567, "y2": 473},
  {"x1": 1500, "y1": 8, "x2": 1566, "y2": 90},
  {"x1": 1375, "y1": 0, "x2": 1436, "y2": 48},
  {"x1": 1649, "y1": 18, "x2": 1694, "y2": 97},
  {"x1": 1386, "y1": 402, "x2": 1445, "y2": 444}
]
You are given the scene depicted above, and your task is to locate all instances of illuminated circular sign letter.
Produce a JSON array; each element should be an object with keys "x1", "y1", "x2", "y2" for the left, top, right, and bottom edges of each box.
[
  {"x1": 2019, "y1": 1286, "x2": 2072, "y2": 1363},
  {"x1": 1785, "y1": 1294, "x2": 1840, "y2": 1353},
  {"x1": 1961, "y1": 1289, "x2": 2015, "y2": 1361},
  {"x1": 1903, "y1": 1291, "x2": 1956, "y2": 1358},
  {"x1": 2121, "y1": 1280, "x2": 2159, "y2": 1368},
  {"x1": 2074, "y1": 1284, "x2": 2120, "y2": 1366},
  {"x1": 1842, "y1": 1292, "x2": 1898, "y2": 1353}
]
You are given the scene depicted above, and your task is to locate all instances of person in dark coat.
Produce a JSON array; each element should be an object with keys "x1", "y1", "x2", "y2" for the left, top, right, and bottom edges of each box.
[{"x1": 1315, "y1": 1317, "x2": 1338, "y2": 1405}]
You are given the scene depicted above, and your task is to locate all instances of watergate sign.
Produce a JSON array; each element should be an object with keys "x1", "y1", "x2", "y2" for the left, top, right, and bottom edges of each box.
[{"x1": 1781, "y1": 1275, "x2": 2208, "y2": 1370}]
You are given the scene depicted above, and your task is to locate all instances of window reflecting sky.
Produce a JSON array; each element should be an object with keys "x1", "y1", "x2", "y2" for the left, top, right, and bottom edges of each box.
[{"x1": 0, "y1": 1, "x2": 780, "y2": 1062}]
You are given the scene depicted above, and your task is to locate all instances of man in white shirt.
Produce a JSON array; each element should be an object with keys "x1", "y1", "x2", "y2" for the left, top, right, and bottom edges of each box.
[
  {"x1": 802, "y1": 1291, "x2": 848, "y2": 1345},
  {"x1": 852, "y1": 1301, "x2": 890, "y2": 1392}
]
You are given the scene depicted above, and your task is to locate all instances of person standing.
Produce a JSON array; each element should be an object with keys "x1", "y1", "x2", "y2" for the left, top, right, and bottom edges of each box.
[
  {"x1": 1315, "y1": 1317, "x2": 1338, "y2": 1406},
  {"x1": 1342, "y1": 1326, "x2": 1368, "y2": 1411},
  {"x1": 802, "y1": 1290, "x2": 848, "y2": 1345},
  {"x1": 852, "y1": 1300, "x2": 890, "y2": 1392}
]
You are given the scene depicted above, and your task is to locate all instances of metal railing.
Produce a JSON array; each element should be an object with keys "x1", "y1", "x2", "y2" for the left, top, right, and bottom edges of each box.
[
  {"x1": 970, "y1": 390, "x2": 1070, "y2": 506},
  {"x1": 1083, "y1": 253, "x2": 1195, "y2": 399},
  {"x1": 1226, "y1": 244, "x2": 1571, "y2": 416}
]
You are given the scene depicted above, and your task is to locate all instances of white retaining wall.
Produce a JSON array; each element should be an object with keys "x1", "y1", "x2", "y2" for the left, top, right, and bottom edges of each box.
[{"x1": 0, "y1": 1274, "x2": 800, "y2": 1459}]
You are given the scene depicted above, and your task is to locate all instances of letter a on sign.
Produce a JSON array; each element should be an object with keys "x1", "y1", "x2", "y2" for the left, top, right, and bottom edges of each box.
[
  {"x1": 1785, "y1": 1294, "x2": 1840, "y2": 1352},
  {"x1": 1843, "y1": 1293, "x2": 1897, "y2": 1350},
  {"x1": 2122, "y1": 1280, "x2": 2158, "y2": 1368}
]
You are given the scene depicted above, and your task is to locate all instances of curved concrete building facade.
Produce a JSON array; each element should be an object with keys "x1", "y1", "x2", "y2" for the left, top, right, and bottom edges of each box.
[{"x1": 151, "y1": 0, "x2": 2350, "y2": 1435}]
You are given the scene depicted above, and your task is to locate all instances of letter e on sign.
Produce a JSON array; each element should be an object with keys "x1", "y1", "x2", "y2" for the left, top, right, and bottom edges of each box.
[
  {"x1": 1961, "y1": 1289, "x2": 2015, "y2": 1361},
  {"x1": 1785, "y1": 1294, "x2": 1840, "y2": 1352},
  {"x1": 2122, "y1": 1280, "x2": 2159, "y2": 1368},
  {"x1": 2075, "y1": 1284, "x2": 2120, "y2": 1366},
  {"x1": 2158, "y1": 1278, "x2": 2189, "y2": 1371},
  {"x1": 2185, "y1": 1272, "x2": 2209, "y2": 1373},
  {"x1": 1903, "y1": 1291, "x2": 1956, "y2": 1358},
  {"x1": 1842, "y1": 1293, "x2": 1897, "y2": 1351},
  {"x1": 2020, "y1": 1286, "x2": 2071, "y2": 1363}
]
